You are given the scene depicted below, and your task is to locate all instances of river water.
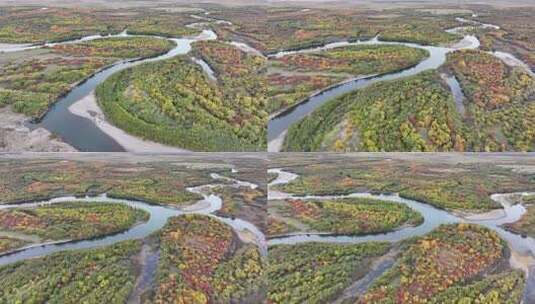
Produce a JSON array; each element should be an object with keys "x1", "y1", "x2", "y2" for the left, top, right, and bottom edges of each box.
[{"x1": 267, "y1": 168, "x2": 535, "y2": 302}]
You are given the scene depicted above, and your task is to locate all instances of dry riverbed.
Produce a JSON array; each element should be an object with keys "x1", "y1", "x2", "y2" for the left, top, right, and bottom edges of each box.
[{"x1": 0, "y1": 107, "x2": 75, "y2": 152}]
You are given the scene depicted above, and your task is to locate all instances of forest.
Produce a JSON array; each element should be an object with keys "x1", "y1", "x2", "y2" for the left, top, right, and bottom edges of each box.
[
  {"x1": 52, "y1": 37, "x2": 175, "y2": 59},
  {"x1": 445, "y1": 50, "x2": 535, "y2": 151},
  {"x1": 268, "y1": 154, "x2": 535, "y2": 303},
  {"x1": 359, "y1": 224, "x2": 522, "y2": 303},
  {"x1": 0, "y1": 240, "x2": 141, "y2": 303},
  {"x1": 473, "y1": 7, "x2": 535, "y2": 72},
  {"x1": 446, "y1": 50, "x2": 534, "y2": 111},
  {"x1": 191, "y1": 40, "x2": 429, "y2": 117},
  {"x1": 283, "y1": 71, "x2": 469, "y2": 152},
  {"x1": 154, "y1": 214, "x2": 265, "y2": 303},
  {"x1": 0, "y1": 155, "x2": 267, "y2": 303},
  {"x1": 268, "y1": 242, "x2": 390, "y2": 303},
  {"x1": 0, "y1": 202, "x2": 148, "y2": 243},
  {"x1": 96, "y1": 55, "x2": 267, "y2": 151},
  {"x1": 284, "y1": 61, "x2": 535, "y2": 152},
  {"x1": 268, "y1": 197, "x2": 422, "y2": 237},
  {"x1": 271, "y1": 45, "x2": 428, "y2": 76},
  {"x1": 266, "y1": 44, "x2": 428, "y2": 114},
  {"x1": 0, "y1": 7, "x2": 199, "y2": 44}
]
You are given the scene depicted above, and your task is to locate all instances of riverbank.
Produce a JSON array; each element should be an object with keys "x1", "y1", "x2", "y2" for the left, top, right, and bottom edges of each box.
[
  {"x1": 268, "y1": 168, "x2": 535, "y2": 301},
  {"x1": 68, "y1": 91, "x2": 189, "y2": 153},
  {"x1": 0, "y1": 107, "x2": 75, "y2": 152}
]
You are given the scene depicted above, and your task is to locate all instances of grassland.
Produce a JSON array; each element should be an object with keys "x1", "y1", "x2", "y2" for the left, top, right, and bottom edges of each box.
[
  {"x1": 266, "y1": 44, "x2": 428, "y2": 113},
  {"x1": 268, "y1": 197, "x2": 422, "y2": 236},
  {"x1": 0, "y1": 240, "x2": 141, "y2": 303},
  {"x1": 359, "y1": 224, "x2": 522, "y2": 303},
  {"x1": 271, "y1": 154, "x2": 535, "y2": 213},
  {"x1": 0, "y1": 7, "x2": 199, "y2": 44},
  {"x1": 0, "y1": 236, "x2": 27, "y2": 254},
  {"x1": 0, "y1": 37, "x2": 175, "y2": 119},
  {"x1": 211, "y1": 7, "x2": 458, "y2": 54},
  {"x1": 0, "y1": 158, "x2": 215, "y2": 206},
  {"x1": 154, "y1": 214, "x2": 265, "y2": 303},
  {"x1": 268, "y1": 242, "x2": 390, "y2": 303}
]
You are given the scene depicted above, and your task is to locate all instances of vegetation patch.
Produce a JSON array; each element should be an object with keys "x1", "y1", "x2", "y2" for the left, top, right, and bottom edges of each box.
[
  {"x1": 269, "y1": 197, "x2": 422, "y2": 236},
  {"x1": 284, "y1": 71, "x2": 469, "y2": 152},
  {"x1": 0, "y1": 37, "x2": 175, "y2": 119},
  {"x1": 212, "y1": 7, "x2": 458, "y2": 54},
  {"x1": 273, "y1": 45, "x2": 428, "y2": 76},
  {"x1": 0, "y1": 159, "x2": 213, "y2": 207},
  {"x1": 446, "y1": 50, "x2": 535, "y2": 151},
  {"x1": 213, "y1": 185, "x2": 267, "y2": 233},
  {"x1": 474, "y1": 7, "x2": 535, "y2": 72},
  {"x1": 268, "y1": 242, "x2": 390, "y2": 304},
  {"x1": 274, "y1": 157, "x2": 535, "y2": 212},
  {"x1": 0, "y1": 236, "x2": 28, "y2": 254},
  {"x1": 446, "y1": 50, "x2": 534, "y2": 110},
  {"x1": 266, "y1": 44, "x2": 428, "y2": 113},
  {"x1": 154, "y1": 214, "x2": 265, "y2": 303},
  {"x1": 96, "y1": 55, "x2": 266, "y2": 151},
  {"x1": 0, "y1": 240, "x2": 141, "y2": 303},
  {"x1": 0, "y1": 201, "x2": 148, "y2": 241},
  {"x1": 428, "y1": 270, "x2": 525, "y2": 304},
  {"x1": 503, "y1": 194, "x2": 535, "y2": 238},
  {"x1": 51, "y1": 37, "x2": 175, "y2": 59},
  {"x1": 359, "y1": 224, "x2": 512, "y2": 303},
  {"x1": 0, "y1": 7, "x2": 198, "y2": 44},
  {"x1": 267, "y1": 216, "x2": 298, "y2": 236}
]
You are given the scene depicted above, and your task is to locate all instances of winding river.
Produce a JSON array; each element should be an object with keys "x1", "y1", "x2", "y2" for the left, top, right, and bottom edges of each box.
[
  {"x1": 268, "y1": 168, "x2": 535, "y2": 302},
  {"x1": 267, "y1": 17, "x2": 533, "y2": 151},
  {"x1": 32, "y1": 29, "x2": 217, "y2": 152},
  {"x1": 1, "y1": 13, "x2": 531, "y2": 151},
  {"x1": 0, "y1": 171, "x2": 267, "y2": 266},
  {"x1": 0, "y1": 18, "x2": 222, "y2": 151}
]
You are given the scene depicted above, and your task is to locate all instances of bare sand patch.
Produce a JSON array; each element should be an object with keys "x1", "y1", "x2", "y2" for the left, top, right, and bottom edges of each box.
[
  {"x1": 68, "y1": 91, "x2": 190, "y2": 153},
  {"x1": 0, "y1": 107, "x2": 75, "y2": 152}
]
